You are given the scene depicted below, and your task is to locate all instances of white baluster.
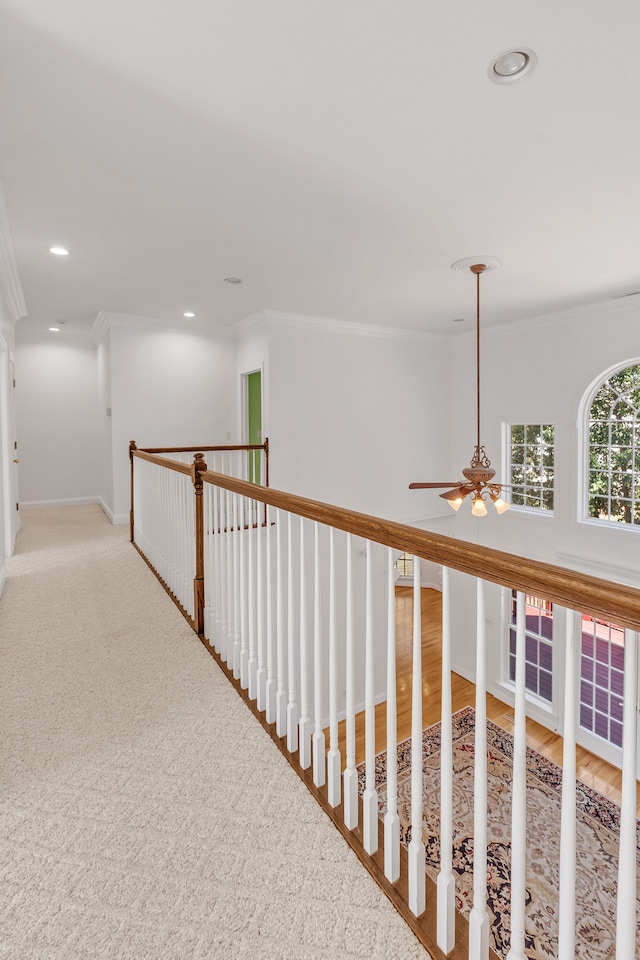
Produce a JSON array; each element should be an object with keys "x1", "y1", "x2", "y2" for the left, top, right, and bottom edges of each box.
[
  {"x1": 225, "y1": 486, "x2": 233, "y2": 661},
  {"x1": 615, "y1": 629, "x2": 638, "y2": 960},
  {"x1": 232, "y1": 492, "x2": 241, "y2": 679},
  {"x1": 248, "y1": 499, "x2": 257, "y2": 700},
  {"x1": 203, "y1": 484, "x2": 212, "y2": 644},
  {"x1": 408, "y1": 555, "x2": 425, "y2": 916},
  {"x1": 363, "y1": 543, "x2": 379, "y2": 854},
  {"x1": 327, "y1": 528, "x2": 341, "y2": 807},
  {"x1": 265, "y1": 503, "x2": 276, "y2": 723},
  {"x1": 298, "y1": 517, "x2": 312, "y2": 769},
  {"x1": 239, "y1": 494, "x2": 249, "y2": 689},
  {"x1": 384, "y1": 547, "x2": 400, "y2": 882},
  {"x1": 275, "y1": 508, "x2": 287, "y2": 737},
  {"x1": 558, "y1": 609, "x2": 576, "y2": 960},
  {"x1": 507, "y1": 591, "x2": 527, "y2": 960},
  {"x1": 286, "y1": 512, "x2": 299, "y2": 752},
  {"x1": 212, "y1": 482, "x2": 222, "y2": 652},
  {"x1": 437, "y1": 565, "x2": 455, "y2": 952},
  {"x1": 256, "y1": 499, "x2": 266, "y2": 711},
  {"x1": 219, "y1": 480, "x2": 229, "y2": 656},
  {"x1": 312, "y1": 522, "x2": 326, "y2": 787},
  {"x1": 343, "y1": 533, "x2": 358, "y2": 829},
  {"x1": 468, "y1": 577, "x2": 489, "y2": 960}
]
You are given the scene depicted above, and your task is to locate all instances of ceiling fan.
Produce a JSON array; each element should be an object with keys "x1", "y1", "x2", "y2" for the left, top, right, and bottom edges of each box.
[{"x1": 409, "y1": 259, "x2": 509, "y2": 517}]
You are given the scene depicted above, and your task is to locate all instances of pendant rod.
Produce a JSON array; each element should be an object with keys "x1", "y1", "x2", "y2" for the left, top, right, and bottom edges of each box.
[{"x1": 470, "y1": 264, "x2": 486, "y2": 454}]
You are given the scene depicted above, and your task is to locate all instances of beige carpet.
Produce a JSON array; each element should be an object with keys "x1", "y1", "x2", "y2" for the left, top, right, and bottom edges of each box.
[{"x1": 0, "y1": 506, "x2": 432, "y2": 960}]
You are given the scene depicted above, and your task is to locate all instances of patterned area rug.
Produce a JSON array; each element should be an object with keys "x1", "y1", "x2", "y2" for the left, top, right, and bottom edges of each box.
[{"x1": 358, "y1": 706, "x2": 640, "y2": 960}]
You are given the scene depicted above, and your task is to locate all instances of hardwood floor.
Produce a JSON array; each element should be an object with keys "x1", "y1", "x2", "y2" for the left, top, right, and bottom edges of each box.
[{"x1": 336, "y1": 585, "x2": 640, "y2": 813}]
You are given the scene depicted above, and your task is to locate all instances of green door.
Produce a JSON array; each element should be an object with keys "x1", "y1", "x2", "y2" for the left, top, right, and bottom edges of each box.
[{"x1": 247, "y1": 370, "x2": 262, "y2": 484}]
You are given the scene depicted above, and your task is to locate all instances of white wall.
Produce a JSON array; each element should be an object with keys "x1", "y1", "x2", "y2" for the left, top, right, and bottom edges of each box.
[
  {"x1": 107, "y1": 324, "x2": 238, "y2": 521},
  {"x1": 14, "y1": 340, "x2": 101, "y2": 507},
  {"x1": 266, "y1": 317, "x2": 451, "y2": 523}
]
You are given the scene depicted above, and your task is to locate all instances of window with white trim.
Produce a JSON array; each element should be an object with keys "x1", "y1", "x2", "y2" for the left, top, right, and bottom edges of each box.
[
  {"x1": 508, "y1": 424, "x2": 554, "y2": 512},
  {"x1": 587, "y1": 363, "x2": 640, "y2": 526}
]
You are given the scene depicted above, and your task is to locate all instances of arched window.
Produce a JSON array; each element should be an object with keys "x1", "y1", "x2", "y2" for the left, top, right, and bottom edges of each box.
[{"x1": 587, "y1": 362, "x2": 640, "y2": 526}]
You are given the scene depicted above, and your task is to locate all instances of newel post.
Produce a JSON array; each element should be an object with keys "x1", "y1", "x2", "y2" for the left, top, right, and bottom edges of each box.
[
  {"x1": 129, "y1": 441, "x2": 137, "y2": 543},
  {"x1": 191, "y1": 452, "x2": 207, "y2": 636}
]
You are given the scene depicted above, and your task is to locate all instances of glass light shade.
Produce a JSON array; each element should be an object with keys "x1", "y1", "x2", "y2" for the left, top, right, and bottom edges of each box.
[
  {"x1": 447, "y1": 497, "x2": 464, "y2": 511},
  {"x1": 471, "y1": 495, "x2": 488, "y2": 517},
  {"x1": 492, "y1": 496, "x2": 510, "y2": 515}
]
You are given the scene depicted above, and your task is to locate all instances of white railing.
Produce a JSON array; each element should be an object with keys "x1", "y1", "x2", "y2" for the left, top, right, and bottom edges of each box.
[{"x1": 130, "y1": 448, "x2": 640, "y2": 960}]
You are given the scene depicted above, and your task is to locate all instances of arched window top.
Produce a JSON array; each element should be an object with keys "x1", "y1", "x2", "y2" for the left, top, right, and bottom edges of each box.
[{"x1": 586, "y1": 361, "x2": 640, "y2": 527}]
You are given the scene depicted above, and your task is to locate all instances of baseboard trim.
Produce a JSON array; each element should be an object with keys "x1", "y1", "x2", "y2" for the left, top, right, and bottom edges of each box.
[
  {"x1": 20, "y1": 496, "x2": 100, "y2": 510},
  {"x1": 98, "y1": 499, "x2": 128, "y2": 525}
]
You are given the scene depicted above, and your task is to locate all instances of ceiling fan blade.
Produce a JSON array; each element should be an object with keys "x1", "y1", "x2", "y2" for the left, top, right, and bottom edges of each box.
[{"x1": 408, "y1": 481, "x2": 462, "y2": 489}]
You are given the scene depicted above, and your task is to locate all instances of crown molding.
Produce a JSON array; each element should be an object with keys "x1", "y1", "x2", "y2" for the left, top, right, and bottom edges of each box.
[
  {"x1": 15, "y1": 327, "x2": 97, "y2": 347},
  {"x1": 0, "y1": 178, "x2": 27, "y2": 326},
  {"x1": 91, "y1": 310, "x2": 236, "y2": 343},
  {"x1": 236, "y1": 308, "x2": 449, "y2": 345}
]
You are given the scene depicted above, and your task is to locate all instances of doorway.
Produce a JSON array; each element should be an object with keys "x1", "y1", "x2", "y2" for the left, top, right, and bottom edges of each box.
[{"x1": 245, "y1": 369, "x2": 262, "y2": 484}]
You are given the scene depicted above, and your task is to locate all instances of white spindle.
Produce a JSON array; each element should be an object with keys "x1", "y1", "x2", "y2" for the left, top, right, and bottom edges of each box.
[
  {"x1": 239, "y1": 493, "x2": 249, "y2": 689},
  {"x1": 219, "y1": 483, "x2": 228, "y2": 658},
  {"x1": 343, "y1": 533, "x2": 358, "y2": 830},
  {"x1": 312, "y1": 522, "x2": 326, "y2": 787},
  {"x1": 212, "y1": 482, "x2": 222, "y2": 653},
  {"x1": 248, "y1": 499, "x2": 257, "y2": 700},
  {"x1": 232, "y1": 492, "x2": 241, "y2": 678},
  {"x1": 507, "y1": 591, "x2": 527, "y2": 960},
  {"x1": 298, "y1": 518, "x2": 312, "y2": 769},
  {"x1": 327, "y1": 528, "x2": 341, "y2": 807},
  {"x1": 363, "y1": 543, "x2": 379, "y2": 854},
  {"x1": 468, "y1": 577, "x2": 489, "y2": 960},
  {"x1": 225, "y1": 486, "x2": 233, "y2": 661},
  {"x1": 437, "y1": 564, "x2": 455, "y2": 952},
  {"x1": 265, "y1": 504, "x2": 276, "y2": 723},
  {"x1": 286, "y1": 512, "x2": 299, "y2": 753},
  {"x1": 408, "y1": 555, "x2": 425, "y2": 916},
  {"x1": 615, "y1": 629, "x2": 638, "y2": 960},
  {"x1": 275, "y1": 508, "x2": 287, "y2": 737},
  {"x1": 202, "y1": 484, "x2": 211, "y2": 642},
  {"x1": 558, "y1": 609, "x2": 576, "y2": 960},
  {"x1": 384, "y1": 547, "x2": 400, "y2": 882},
  {"x1": 256, "y1": 500, "x2": 266, "y2": 711}
]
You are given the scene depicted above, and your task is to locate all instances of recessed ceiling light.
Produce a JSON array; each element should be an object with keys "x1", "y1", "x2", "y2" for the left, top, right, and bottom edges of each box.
[
  {"x1": 183, "y1": 311, "x2": 195, "y2": 318},
  {"x1": 49, "y1": 326, "x2": 60, "y2": 332},
  {"x1": 224, "y1": 277, "x2": 243, "y2": 284},
  {"x1": 49, "y1": 246, "x2": 70, "y2": 256},
  {"x1": 452, "y1": 317, "x2": 466, "y2": 323},
  {"x1": 489, "y1": 48, "x2": 537, "y2": 84}
]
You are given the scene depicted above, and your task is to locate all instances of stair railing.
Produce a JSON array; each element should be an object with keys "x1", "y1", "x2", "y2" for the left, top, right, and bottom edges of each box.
[{"x1": 129, "y1": 444, "x2": 640, "y2": 960}]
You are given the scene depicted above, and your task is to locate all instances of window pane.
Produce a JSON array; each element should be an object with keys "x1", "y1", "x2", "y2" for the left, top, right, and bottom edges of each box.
[
  {"x1": 509, "y1": 424, "x2": 554, "y2": 513},
  {"x1": 587, "y1": 364, "x2": 640, "y2": 528}
]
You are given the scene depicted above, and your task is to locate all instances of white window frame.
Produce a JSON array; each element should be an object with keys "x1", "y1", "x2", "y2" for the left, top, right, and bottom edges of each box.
[
  {"x1": 504, "y1": 422, "x2": 555, "y2": 515},
  {"x1": 578, "y1": 358, "x2": 640, "y2": 529}
]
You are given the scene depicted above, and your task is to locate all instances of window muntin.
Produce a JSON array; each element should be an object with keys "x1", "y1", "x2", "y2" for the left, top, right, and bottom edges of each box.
[
  {"x1": 509, "y1": 592, "x2": 553, "y2": 703},
  {"x1": 508, "y1": 424, "x2": 554, "y2": 512},
  {"x1": 587, "y1": 364, "x2": 640, "y2": 526}
]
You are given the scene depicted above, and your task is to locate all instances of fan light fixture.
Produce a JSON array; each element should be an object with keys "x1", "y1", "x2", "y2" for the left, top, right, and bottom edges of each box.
[{"x1": 409, "y1": 259, "x2": 509, "y2": 516}]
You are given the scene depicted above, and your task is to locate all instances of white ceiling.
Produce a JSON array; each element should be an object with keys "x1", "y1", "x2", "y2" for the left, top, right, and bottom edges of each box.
[{"x1": 1, "y1": 0, "x2": 639, "y2": 339}]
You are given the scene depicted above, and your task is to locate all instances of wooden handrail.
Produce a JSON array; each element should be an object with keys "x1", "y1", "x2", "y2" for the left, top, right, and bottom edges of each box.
[
  {"x1": 138, "y1": 443, "x2": 268, "y2": 454},
  {"x1": 130, "y1": 449, "x2": 640, "y2": 630}
]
